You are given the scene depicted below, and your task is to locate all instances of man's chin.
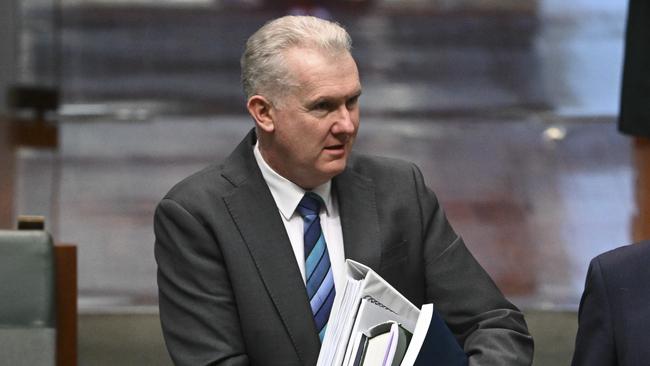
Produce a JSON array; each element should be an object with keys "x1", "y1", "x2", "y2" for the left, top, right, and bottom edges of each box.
[{"x1": 319, "y1": 159, "x2": 348, "y2": 179}]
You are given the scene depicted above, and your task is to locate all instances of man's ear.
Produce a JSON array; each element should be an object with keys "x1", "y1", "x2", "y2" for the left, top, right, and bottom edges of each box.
[{"x1": 247, "y1": 95, "x2": 275, "y2": 133}]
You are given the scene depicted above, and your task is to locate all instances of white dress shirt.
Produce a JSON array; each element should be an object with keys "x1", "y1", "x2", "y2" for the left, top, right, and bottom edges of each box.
[{"x1": 253, "y1": 143, "x2": 346, "y2": 293}]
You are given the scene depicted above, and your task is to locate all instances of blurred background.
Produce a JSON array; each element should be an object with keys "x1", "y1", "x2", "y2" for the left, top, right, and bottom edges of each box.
[{"x1": 0, "y1": 0, "x2": 644, "y2": 364}]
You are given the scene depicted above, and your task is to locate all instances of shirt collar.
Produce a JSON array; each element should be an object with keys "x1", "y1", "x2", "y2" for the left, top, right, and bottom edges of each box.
[{"x1": 254, "y1": 142, "x2": 332, "y2": 220}]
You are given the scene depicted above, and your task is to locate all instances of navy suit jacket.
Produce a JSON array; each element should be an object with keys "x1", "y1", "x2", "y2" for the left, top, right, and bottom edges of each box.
[
  {"x1": 154, "y1": 129, "x2": 533, "y2": 365},
  {"x1": 619, "y1": 0, "x2": 650, "y2": 137},
  {"x1": 572, "y1": 240, "x2": 650, "y2": 366}
]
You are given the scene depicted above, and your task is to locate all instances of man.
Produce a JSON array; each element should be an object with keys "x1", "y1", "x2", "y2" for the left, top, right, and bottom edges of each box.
[
  {"x1": 154, "y1": 15, "x2": 533, "y2": 366},
  {"x1": 619, "y1": 0, "x2": 650, "y2": 242},
  {"x1": 572, "y1": 241, "x2": 650, "y2": 366},
  {"x1": 619, "y1": 0, "x2": 649, "y2": 138}
]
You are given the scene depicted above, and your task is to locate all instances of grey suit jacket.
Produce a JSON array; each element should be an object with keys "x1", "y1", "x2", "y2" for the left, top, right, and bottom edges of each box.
[{"x1": 154, "y1": 129, "x2": 533, "y2": 366}]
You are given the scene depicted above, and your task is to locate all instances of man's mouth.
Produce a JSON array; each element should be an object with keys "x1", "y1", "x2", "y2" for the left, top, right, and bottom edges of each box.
[{"x1": 324, "y1": 144, "x2": 345, "y2": 150}]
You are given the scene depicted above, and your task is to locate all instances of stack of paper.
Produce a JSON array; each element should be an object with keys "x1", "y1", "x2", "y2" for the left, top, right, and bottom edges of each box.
[
  {"x1": 317, "y1": 260, "x2": 419, "y2": 366},
  {"x1": 317, "y1": 260, "x2": 468, "y2": 366}
]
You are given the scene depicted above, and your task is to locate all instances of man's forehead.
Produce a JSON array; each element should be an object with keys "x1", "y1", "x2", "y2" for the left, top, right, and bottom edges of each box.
[{"x1": 282, "y1": 48, "x2": 360, "y2": 95}]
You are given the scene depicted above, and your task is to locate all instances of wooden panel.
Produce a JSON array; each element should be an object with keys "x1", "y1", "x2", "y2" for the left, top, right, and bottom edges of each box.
[
  {"x1": 633, "y1": 137, "x2": 650, "y2": 242},
  {"x1": 8, "y1": 118, "x2": 58, "y2": 148},
  {"x1": 0, "y1": 118, "x2": 15, "y2": 229},
  {"x1": 55, "y1": 244, "x2": 77, "y2": 366}
]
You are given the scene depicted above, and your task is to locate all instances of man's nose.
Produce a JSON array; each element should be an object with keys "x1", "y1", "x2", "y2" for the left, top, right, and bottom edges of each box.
[{"x1": 332, "y1": 105, "x2": 356, "y2": 135}]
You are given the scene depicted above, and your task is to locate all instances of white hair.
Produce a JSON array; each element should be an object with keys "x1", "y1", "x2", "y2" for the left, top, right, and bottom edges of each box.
[{"x1": 241, "y1": 15, "x2": 352, "y2": 102}]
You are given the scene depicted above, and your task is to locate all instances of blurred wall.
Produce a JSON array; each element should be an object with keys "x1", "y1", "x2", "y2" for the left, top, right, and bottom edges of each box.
[{"x1": 0, "y1": 0, "x2": 17, "y2": 114}]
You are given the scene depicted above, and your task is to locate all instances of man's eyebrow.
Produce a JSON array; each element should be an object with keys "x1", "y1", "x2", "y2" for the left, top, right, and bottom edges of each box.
[
  {"x1": 307, "y1": 96, "x2": 333, "y2": 105},
  {"x1": 306, "y1": 88, "x2": 362, "y2": 106},
  {"x1": 349, "y1": 89, "x2": 362, "y2": 98}
]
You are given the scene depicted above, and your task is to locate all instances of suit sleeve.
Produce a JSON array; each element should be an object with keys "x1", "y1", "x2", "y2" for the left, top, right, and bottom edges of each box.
[
  {"x1": 571, "y1": 258, "x2": 616, "y2": 366},
  {"x1": 411, "y1": 164, "x2": 534, "y2": 366},
  {"x1": 154, "y1": 198, "x2": 249, "y2": 366}
]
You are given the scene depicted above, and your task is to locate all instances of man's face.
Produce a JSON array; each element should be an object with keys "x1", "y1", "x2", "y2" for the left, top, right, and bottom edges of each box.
[{"x1": 260, "y1": 47, "x2": 361, "y2": 189}]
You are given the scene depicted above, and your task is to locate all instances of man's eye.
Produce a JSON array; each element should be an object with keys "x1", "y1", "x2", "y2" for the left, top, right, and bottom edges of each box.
[
  {"x1": 346, "y1": 96, "x2": 359, "y2": 108},
  {"x1": 314, "y1": 102, "x2": 331, "y2": 110}
]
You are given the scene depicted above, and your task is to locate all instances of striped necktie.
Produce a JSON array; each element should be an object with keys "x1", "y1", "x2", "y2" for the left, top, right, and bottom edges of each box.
[{"x1": 297, "y1": 192, "x2": 336, "y2": 342}]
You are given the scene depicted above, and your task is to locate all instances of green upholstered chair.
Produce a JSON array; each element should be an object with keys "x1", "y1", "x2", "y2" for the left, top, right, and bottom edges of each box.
[{"x1": 0, "y1": 226, "x2": 56, "y2": 365}]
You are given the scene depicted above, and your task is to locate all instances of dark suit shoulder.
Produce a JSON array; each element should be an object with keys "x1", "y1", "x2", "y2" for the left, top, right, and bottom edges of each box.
[
  {"x1": 161, "y1": 162, "x2": 233, "y2": 214},
  {"x1": 345, "y1": 154, "x2": 432, "y2": 202},
  {"x1": 594, "y1": 240, "x2": 650, "y2": 274},
  {"x1": 347, "y1": 153, "x2": 419, "y2": 181},
  {"x1": 590, "y1": 240, "x2": 650, "y2": 292}
]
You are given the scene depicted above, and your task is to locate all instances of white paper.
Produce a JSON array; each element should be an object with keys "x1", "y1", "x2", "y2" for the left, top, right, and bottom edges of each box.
[{"x1": 317, "y1": 260, "x2": 421, "y2": 366}]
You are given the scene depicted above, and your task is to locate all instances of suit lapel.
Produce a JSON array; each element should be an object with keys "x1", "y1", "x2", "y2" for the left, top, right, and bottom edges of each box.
[
  {"x1": 334, "y1": 162, "x2": 382, "y2": 272},
  {"x1": 221, "y1": 130, "x2": 320, "y2": 365}
]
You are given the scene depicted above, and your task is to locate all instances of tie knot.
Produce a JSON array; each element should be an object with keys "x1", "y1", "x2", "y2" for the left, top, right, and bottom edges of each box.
[{"x1": 297, "y1": 192, "x2": 323, "y2": 218}]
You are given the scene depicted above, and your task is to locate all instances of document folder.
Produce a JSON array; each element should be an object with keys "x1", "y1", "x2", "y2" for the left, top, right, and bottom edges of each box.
[{"x1": 318, "y1": 260, "x2": 468, "y2": 366}]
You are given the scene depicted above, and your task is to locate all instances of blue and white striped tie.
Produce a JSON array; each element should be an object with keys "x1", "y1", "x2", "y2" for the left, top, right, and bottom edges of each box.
[{"x1": 297, "y1": 192, "x2": 336, "y2": 342}]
